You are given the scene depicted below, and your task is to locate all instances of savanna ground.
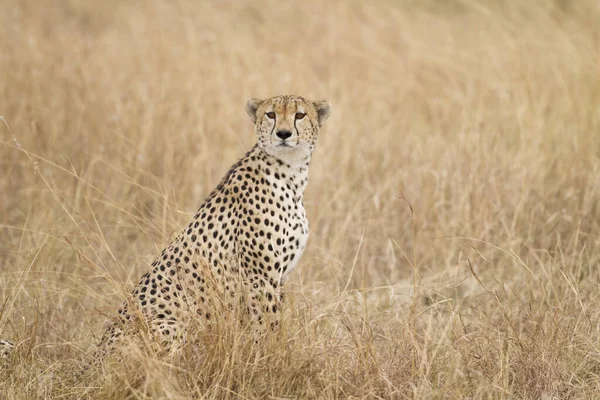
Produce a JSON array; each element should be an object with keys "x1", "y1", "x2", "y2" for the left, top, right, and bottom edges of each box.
[{"x1": 1, "y1": 0, "x2": 600, "y2": 398}]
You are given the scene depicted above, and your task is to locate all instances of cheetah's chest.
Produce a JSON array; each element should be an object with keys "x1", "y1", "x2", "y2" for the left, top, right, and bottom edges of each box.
[{"x1": 282, "y1": 202, "x2": 308, "y2": 280}]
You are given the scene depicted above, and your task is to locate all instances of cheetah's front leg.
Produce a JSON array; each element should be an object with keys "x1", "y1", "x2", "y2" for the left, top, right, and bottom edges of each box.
[{"x1": 246, "y1": 279, "x2": 283, "y2": 333}]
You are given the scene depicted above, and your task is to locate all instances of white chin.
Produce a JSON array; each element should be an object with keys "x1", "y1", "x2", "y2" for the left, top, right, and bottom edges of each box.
[{"x1": 267, "y1": 145, "x2": 310, "y2": 165}]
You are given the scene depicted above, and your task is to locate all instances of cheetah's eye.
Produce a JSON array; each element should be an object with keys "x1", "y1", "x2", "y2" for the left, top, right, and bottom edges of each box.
[
  {"x1": 295, "y1": 112, "x2": 306, "y2": 120},
  {"x1": 266, "y1": 112, "x2": 276, "y2": 119}
]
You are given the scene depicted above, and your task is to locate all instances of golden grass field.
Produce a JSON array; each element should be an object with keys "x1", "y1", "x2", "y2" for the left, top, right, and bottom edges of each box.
[{"x1": 1, "y1": 0, "x2": 600, "y2": 398}]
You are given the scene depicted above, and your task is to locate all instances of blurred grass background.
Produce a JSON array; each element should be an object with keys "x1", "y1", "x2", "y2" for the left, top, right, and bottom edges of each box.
[{"x1": 1, "y1": 0, "x2": 600, "y2": 398}]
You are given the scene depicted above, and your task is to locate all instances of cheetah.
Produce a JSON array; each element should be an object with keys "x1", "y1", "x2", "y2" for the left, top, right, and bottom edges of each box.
[{"x1": 97, "y1": 94, "x2": 332, "y2": 357}]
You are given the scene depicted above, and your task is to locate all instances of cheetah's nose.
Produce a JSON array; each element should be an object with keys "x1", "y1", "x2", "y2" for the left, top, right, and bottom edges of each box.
[{"x1": 276, "y1": 130, "x2": 292, "y2": 140}]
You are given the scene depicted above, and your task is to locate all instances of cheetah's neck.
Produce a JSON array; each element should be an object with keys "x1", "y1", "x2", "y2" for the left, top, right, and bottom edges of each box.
[{"x1": 252, "y1": 145, "x2": 310, "y2": 198}]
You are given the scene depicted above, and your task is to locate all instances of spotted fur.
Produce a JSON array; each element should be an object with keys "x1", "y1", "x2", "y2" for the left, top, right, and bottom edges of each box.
[{"x1": 97, "y1": 95, "x2": 331, "y2": 356}]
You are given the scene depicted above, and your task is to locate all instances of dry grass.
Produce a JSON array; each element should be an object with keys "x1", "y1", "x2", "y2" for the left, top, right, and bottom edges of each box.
[{"x1": 1, "y1": 0, "x2": 600, "y2": 398}]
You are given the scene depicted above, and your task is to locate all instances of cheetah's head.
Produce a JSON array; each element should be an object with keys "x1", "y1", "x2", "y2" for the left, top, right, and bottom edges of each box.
[{"x1": 246, "y1": 95, "x2": 331, "y2": 166}]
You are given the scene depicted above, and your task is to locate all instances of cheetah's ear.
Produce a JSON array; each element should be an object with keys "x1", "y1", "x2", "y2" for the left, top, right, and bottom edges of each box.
[
  {"x1": 245, "y1": 98, "x2": 263, "y2": 123},
  {"x1": 313, "y1": 100, "x2": 332, "y2": 126}
]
